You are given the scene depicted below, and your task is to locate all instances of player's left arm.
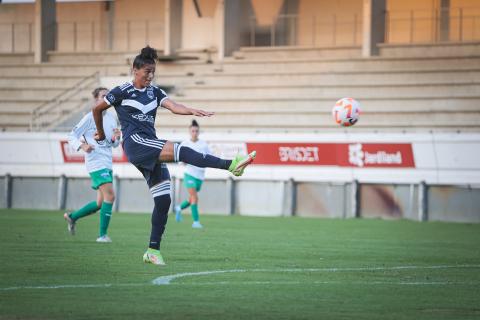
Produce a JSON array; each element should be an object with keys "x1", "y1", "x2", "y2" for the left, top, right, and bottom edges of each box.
[{"x1": 161, "y1": 98, "x2": 214, "y2": 117}]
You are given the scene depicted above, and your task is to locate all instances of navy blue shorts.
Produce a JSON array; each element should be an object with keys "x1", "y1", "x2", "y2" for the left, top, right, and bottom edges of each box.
[{"x1": 123, "y1": 134, "x2": 171, "y2": 194}]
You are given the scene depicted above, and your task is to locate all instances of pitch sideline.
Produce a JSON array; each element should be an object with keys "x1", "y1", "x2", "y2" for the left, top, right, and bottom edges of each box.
[{"x1": 1, "y1": 264, "x2": 479, "y2": 291}]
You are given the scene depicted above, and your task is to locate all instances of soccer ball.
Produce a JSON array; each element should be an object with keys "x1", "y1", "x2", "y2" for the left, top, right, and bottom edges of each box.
[{"x1": 332, "y1": 98, "x2": 361, "y2": 127}]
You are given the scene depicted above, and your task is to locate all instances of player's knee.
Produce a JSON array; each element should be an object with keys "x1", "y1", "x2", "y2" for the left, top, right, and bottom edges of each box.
[
  {"x1": 104, "y1": 189, "x2": 115, "y2": 202},
  {"x1": 190, "y1": 194, "x2": 198, "y2": 204}
]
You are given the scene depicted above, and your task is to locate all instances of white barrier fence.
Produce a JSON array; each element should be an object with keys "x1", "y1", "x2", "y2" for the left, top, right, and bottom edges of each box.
[{"x1": 0, "y1": 132, "x2": 479, "y2": 222}]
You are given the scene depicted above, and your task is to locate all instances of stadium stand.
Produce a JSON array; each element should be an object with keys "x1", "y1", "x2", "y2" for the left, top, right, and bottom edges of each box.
[{"x1": 1, "y1": 43, "x2": 479, "y2": 133}]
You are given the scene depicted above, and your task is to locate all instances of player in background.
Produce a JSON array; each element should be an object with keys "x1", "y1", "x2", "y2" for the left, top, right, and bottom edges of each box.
[
  {"x1": 64, "y1": 87, "x2": 121, "y2": 243},
  {"x1": 92, "y1": 46, "x2": 256, "y2": 266},
  {"x1": 174, "y1": 120, "x2": 209, "y2": 228}
]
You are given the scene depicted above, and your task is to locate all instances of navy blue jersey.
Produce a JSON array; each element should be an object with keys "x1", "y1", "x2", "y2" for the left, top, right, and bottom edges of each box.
[{"x1": 104, "y1": 82, "x2": 168, "y2": 140}]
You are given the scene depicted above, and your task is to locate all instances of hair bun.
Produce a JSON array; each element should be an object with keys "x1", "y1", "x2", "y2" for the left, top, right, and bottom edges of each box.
[
  {"x1": 140, "y1": 46, "x2": 158, "y2": 61},
  {"x1": 191, "y1": 120, "x2": 199, "y2": 127}
]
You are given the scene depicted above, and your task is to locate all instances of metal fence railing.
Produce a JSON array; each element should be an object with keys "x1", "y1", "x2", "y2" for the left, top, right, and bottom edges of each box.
[
  {"x1": 0, "y1": 20, "x2": 164, "y2": 53},
  {"x1": 30, "y1": 72, "x2": 99, "y2": 132},
  {"x1": 0, "y1": 22, "x2": 34, "y2": 53},
  {"x1": 385, "y1": 7, "x2": 480, "y2": 44},
  {"x1": 248, "y1": 13, "x2": 362, "y2": 47}
]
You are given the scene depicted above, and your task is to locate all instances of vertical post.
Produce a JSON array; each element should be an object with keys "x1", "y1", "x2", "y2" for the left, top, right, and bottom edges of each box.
[
  {"x1": 351, "y1": 179, "x2": 360, "y2": 218},
  {"x1": 271, "y1": 18, "x2": 276, "y2": 46},
  {"x1": 164, "y1": 0, "x2": 183, "y2": 56},
  {"x1": 34, "y1": 0, "x2": 57, "y2": 63},
  {"x1": 418, "y1": 181, "x2": 428, "y2": 222},
  {"x1": 332, "y1": 14, "x2": 337, "y2": 45},
  {"x1": 250, "y1": 17, "x2": 255, "y2": 46},
  {"x1": 353, "y1": 13, "x2": 358, "y2": 45},
  {"x1": 458, "y1": 7, "x2": 463, "y2": 41},
  {"x1": 283, "y1": 178, "x2": 296, "y2": 217},
  {"x1": 312, "y1": 15, "x2": 316, "y2": 47},
  {"x1": 11, "y1": 24, "x2": 15, "y2": 53},
  {"x1": 73, "y1": 22, "x2": 77, "y2": 52},
  {"x1": 126, "y1": 21, "x2": 130, "y2": 51},
  {"x1": 5, "y1": 174, "x2": 12, "y2": 209},
  {"x1": 57, "y1": 174, "x2": 67, "y2": 210},
  {"x1": 105, "y1": 0, "x2": 115, "y2": 51},
  {"x1": 362, "y1": 0, "x2": 386, "y2": 57},
  {"x1": 91, "y1": 21, "x2": 95, "y2": 51},
  {"x1": 145, "y1": 20, "x2": 150, "y2": 45},
  {"x1": 28, "y1": 23, "x2": 33, "y2": 53},
  {"x1": 226, "y1": 177, "x2": 235, "y2": 215},
  {"x1": 439, "y1": 0, "x2": 450, "y2": 42},
  {"x1": 409, "y1": 10, "x2": 414, "y2": 43},
  {"x1": 113, "y1": 175, "x2": 120, "y2": 212}
]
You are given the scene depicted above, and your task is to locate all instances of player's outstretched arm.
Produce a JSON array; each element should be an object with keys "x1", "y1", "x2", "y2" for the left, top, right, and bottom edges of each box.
[
  {"x1": 162, "y1": 99, "x2": 214, "y2": 117},
  {"x1": 92, "y1": 100, "x2": 111, "y2": 141}
]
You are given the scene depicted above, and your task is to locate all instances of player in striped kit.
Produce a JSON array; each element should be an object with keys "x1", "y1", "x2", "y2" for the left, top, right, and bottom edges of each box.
[
  {"x1": 64, "y1": 87, "x2": 121, "y2": 243},
  {"x1": 92, "y1": 46, "x2": 255, "y2": 266},
  {"x1": 174, "y1": 120, "x2": 209, "y2": 228}
]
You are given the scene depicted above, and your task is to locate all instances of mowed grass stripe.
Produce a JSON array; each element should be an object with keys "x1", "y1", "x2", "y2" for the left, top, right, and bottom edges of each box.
[{"x1": 0, "y1": 209, "x2": 479, "y2": 320}]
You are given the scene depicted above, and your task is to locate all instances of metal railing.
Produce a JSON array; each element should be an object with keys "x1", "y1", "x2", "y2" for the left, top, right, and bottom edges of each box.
[
  {"x1": 0, "y1": 22, "x2": 34, "y2": 53},
  {"x1": 55, "y1": 19, "x2": 164, "y2": 52},
  {"x1": 385, "y1": 7, "x2": 480, "y2": 43},
  {"x1": 30, "y1": 72, "x2": 99, "y2": 132},
  {"x1": 248, "y1": 13, "x2": 362, "y2": 47}
]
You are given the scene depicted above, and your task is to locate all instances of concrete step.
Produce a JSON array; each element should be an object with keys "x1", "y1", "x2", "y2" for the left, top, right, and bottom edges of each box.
[
  {"x1": 0, "y1": 76, "x2": 88, "y2": 88},
  {"x1": 215, "y1": 56, "x2": 480, "y2": 74},
  {"x1": 102, "y1": 69, "x2": 480, "y2": 89},
  {"x1": 175, "y1": 83, "x2": 480, "y2": 99},
  {"x1": 233, "y1": 46, "x2": 362, "y2": 60},
  {"x1": 0, "y1": 99, "x2": 88, "y2": 113},
  {"x1": 47, "y1": 51, "x2": 137, "y2": 64},
  {"x1": 0, "y1": 87, "x2": 93, "y2": 100},
  {"x1": 181, "y1": 69, "x2": 480, "y2": 87},
  {"x1": 155, "y1": 110, "x2": 480, "y2": 129},
  {"x1": 174, "y1": 97, "x2": 480, "y2": 112},
  {"x1": 0, "y1": 63, "x2": 130, "y2": 77},
  {"x1": 378, "y1": 42, "x2": 480, "y2": 58},
  {"x1": 0, "y1": 53, "x2": 34, "y2": 64}
]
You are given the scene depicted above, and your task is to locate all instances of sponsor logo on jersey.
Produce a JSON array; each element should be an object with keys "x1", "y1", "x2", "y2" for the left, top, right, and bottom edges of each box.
[
  {"x1": 107, "y1": 93, "x2": 115, "y2": 103},
  {"x1": 132, "y1": 113, "x2": 155, "y2": 123}
]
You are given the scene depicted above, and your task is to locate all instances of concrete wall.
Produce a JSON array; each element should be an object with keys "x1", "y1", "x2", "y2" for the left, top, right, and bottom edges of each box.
[
  {"x1": 428, "y1": 185, "x2": 480, "y2": 223},
  {"x1": 0, "y1": 4, "x2": 35, "y2": 52},
  {"x1": 2, "y1": 175, "x2": 479, "y2": 223},
  {"x1": 296, "y1": 182, "x2": 350, "y2": 218},
  {"x1": 11, "y1": 177, "x2": 59, "y2": 210},
  {"x1": 297, "y1": 0, "x2": 363, "y2": 46},
  {"x1": 181, "y1": 0, "x2": 222, "y2": 50}
]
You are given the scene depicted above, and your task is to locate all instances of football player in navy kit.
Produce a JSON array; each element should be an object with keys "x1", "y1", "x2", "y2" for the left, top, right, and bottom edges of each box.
[{"x1": 92, "y1": 46, "x2": 256, "y2": 266}]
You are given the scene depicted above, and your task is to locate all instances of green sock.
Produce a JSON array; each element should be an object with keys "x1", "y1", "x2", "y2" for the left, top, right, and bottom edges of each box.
[
  {"x1": 69, "y1": 201, "x2": 100, "y2": 221},
  {"x1": 99, "y1": 202, "x2": 113, "y2": 237},
  {"x1": 191, "y1": 203, "x2": 199, "y2": 222},
  {"x1": 180, "y1": 200, "x2": 190, "y2": 210}
]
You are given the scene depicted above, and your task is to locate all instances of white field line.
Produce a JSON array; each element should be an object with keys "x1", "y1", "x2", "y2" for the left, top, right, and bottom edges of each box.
[
  {"x1": 1, "y1": 264, "x2": 479, "y2": 291},
  {"x1": 151, "y1": 264, "x2": 480, "y2": 285}
]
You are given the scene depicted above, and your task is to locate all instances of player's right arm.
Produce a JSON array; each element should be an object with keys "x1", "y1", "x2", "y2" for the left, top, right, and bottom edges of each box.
[
  {"x1": 92, "y1": 100, "x2": 110, "y2": 142},
  {"x1": 93, "y1": 87, "x2": 123, "y2": 142}
]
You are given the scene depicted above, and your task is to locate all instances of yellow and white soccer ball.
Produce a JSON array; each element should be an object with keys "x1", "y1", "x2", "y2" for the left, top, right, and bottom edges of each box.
[{"x1": 332, "y1": 98, "x2": 361, "y2": 127}]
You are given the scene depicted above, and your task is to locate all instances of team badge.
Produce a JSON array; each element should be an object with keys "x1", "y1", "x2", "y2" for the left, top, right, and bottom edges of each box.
[
  {"x1": 107, "y1": 93, "x2": 115, "y2": 103},
  {"x1": 147, "y1": 88, "x2": 154, "y2": 99}
]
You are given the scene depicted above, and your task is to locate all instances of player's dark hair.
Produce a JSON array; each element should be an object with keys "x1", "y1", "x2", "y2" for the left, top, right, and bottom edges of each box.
[
  {"x1": 133, "y1": 46, "x2": 158, "y2": 69},
  {"x1": 92, "y1": 87, "x2": 108, "y2": 99},
  {"x1": 190, "y1": 120, "x2": 199, "y2": 128}
]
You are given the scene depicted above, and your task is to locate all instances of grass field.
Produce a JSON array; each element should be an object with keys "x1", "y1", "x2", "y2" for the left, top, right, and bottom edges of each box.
[{"x1": 0, "y1": 209, "x2": 479, "y2": 320}]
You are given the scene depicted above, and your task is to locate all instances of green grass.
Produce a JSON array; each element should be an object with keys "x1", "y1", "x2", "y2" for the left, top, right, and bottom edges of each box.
[{"x1": 0, "y1": 209, "x2": 479, "y2": 320}]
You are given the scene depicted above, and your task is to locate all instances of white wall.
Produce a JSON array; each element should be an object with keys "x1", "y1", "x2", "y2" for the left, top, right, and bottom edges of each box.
[{"x1": 1, "y1": 131, "x2": 480, "y2": 185}]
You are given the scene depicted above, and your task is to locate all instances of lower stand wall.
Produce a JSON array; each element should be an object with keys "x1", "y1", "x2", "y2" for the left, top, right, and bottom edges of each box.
[{"x1": 1, "y1": 175, "x2": 479, "y2": 223}]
